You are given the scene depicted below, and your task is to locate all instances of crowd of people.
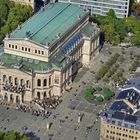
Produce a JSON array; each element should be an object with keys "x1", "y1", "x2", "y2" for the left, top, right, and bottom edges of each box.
[
  {"x1": 0, "y1": 95, "x2": 62, "y2": 119},
  {"x1": 33, "y1": 96, "x2": 62, "y2": 110},
  {"x1": 16, "y1": 104, "x2": 52, "y2": 119},
  {"x1": 3, "y1": 82, "x2": 25, "y2": 94}
]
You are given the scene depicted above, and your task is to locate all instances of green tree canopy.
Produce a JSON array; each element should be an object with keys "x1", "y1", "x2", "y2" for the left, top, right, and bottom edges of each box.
[
  {"x1": 0, "y1": 131, "x2": 30, "y2": 140},
  {"x1": 90, "y1": 9, "x2": 140, "y2": 46},
  {"x1": 0, "y1": 0, "x2": 33, "y2": 44}
]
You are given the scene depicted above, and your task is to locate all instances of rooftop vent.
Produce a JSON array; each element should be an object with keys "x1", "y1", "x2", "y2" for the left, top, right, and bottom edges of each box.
[
  {"x1": 26, "y1": 31, "x2": 31, "y2": 38},
  {"x1": 56, "y1": 33, "x2": 61, "y2": 39},
  {"x1": 77, "y1": 15, "x2": 80, "y2": 19},
  {"x1": 46, "y1": 42, "x2": 50, "y2": 47}
]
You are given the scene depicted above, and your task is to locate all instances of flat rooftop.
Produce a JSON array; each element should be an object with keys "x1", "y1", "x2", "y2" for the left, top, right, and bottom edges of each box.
[
  {"x1": 124, "y1": 77, "x2": 140, "y2": 91},
  {"x1": 10, "y1": 3, "x2": 87, "y2": 46}
]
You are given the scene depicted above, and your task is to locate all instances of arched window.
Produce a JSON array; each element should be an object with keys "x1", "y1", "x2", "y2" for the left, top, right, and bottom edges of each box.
[
  {"x1": 26, "y1": 80, "x2": 30, "y2": 88},
  {"x1": 48, "y1": 90, "x2": 51, "y2": 97},
  {"x1": 16, "y1": 96, "x2": 20, "y2": 103},
  {"x1": 4, "y1": 93, "x2": 8, "y2": 101},
  {"x1": 43, "y1": 79, "x2": 47, "y2": 86},
  {"x1": 37, "y1": 92, "x2": 40, "y2": 99},
  {"x1": 44, "y1": 91, "x2": 47, "y2": 99},
  {"x1": 10, "y1": 94, "x2": 14, "y2": 103},
  {"x1": 15, "y1": 78, "x2": 18, "y2": 85},
  {"x1": 37, "y1": 79, "x2": 41, "y2": 87},
  {"x1": 3, "y1": 75, "x2": 7, "y2": 83},
  {"x1": 9, "y1": 76, "x2": 12, "y2": 83},
  {"x1": 21, "y1": 79, "x2": 25, "y2": 86}
]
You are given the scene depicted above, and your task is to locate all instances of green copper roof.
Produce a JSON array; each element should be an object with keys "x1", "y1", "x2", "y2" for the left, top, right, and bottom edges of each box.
[
  {"x1": 0, "y1": 52, "x2": 69, "y2": 72},
  {"x1": 81, "y1": 23, "x2": 98, "y2": 38},
  {"x1": 10, "y1": 3, "x2": 86, "y2": 47},
  {"x1": 0, "y1": 53, "x2": 52, "y2": 72}
]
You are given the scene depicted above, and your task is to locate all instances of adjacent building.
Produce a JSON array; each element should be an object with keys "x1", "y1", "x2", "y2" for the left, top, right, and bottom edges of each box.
[
  {"x1": 100, "y1": 77, "x2": 140, "y2": 140},
  {"x1": 0, "y1": 3, "x2": 100, "y2": 104},
  {"x1": 59, "y1": 0, "x2": 130, "y2": 18}
]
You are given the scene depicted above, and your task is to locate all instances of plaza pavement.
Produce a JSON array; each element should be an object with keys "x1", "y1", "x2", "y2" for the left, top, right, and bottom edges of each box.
[{"x1": 1, "y1": 47, "x2": 137, "y2": 140}]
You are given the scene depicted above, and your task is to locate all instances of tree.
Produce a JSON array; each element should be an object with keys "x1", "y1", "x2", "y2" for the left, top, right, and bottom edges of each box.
[
  {"x1": 0, "y1": 132, "x2": 4, "y2": 139},
  {"x1": 103, "y1": 87, "x2": 113, "y2": 100},
  {"x1": 130, "y1": 0, "x2": 137, "y2": 10},
  {"x1": 106, "y1": 9, "x2": 117, "y2": 19},
  {"x1": 21, "y1": 135, "x2": 30, "y2": 140},
  {"x1": 0, "y1": 131, "x2": 30, "y2": 140},
  {"x1": 135, "y1": 4, "x2": 140, "y2": 15},
  {"x1": 131, "y1": 33, "x2": 140, "y2": 45},
  {"x1": 96, "y1": 96, "x2": 104, "y2": 103},
  {"x1": 100, "y1": 23, "x2": 116, "y2": 43},
  {"x1": 0, "y1": 1, "x2": 33, "y2": 44},
  {"x1": 112, "y1": 33, "x2": 120, "y2": 45},
  {"x1": 85, "y1": 86, "x2": 94, "y2": 101},
  {"x1": 90, "y1": 9, "x2": 140, "y2": 46},
  {"x1": 3, "y1": 131, "x2": 17, "y2": 140}
]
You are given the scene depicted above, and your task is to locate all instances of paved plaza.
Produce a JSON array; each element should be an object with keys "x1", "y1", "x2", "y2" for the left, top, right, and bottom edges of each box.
[
  {"x1": 0, "y1": 47, "x2": 139, "y2": 140},
  {"x1": 0, "y1": 53, "x2": 103, "y2": 140}
]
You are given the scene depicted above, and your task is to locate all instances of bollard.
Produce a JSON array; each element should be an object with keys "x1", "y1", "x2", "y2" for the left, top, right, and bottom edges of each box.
[{"x1": 47, "y1": 122, "x2": 50, "y2": 130}]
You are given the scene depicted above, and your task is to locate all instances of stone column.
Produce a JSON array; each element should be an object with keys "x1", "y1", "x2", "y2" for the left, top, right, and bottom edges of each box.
[
  {"x1": 13, "y1": 95, "x2": 16, "y2": 103},
  {"x1": 19, "y1": 95, "x2": 22, "y2": 104},
  {"x1": 7, "y1": 94, "x2": 10, "y2": 102},
  {"x1": 41, "y1": 92, "x2": 44, "y2": 100}
]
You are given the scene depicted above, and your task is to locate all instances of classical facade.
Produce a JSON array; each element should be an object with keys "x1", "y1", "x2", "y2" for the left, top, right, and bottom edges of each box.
[
  {"x1": 11, "y1": 0, "x2": 35, "y2": 10},
  {"x1": 0, "y1": 3, "x2": 100, "y2": 104},
  {"x1": 59, "y1": 0, "x2": 130, "y2": 18},
  {"x1": 100, "y1": 77, "x2": 140, "y2": 140}
]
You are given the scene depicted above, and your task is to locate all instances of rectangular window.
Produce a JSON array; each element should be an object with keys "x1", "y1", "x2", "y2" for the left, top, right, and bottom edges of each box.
[
  {"x1": 12, "y1": 45, "x2": 14, "y2": 48},
  {"x1": 49, "y1": 77, "x2": 51, "y2": 85},
  {"x1": 35, "y1": 50, "x2": 37, "y2": 53},
  {"x1": 130, "y1": 125, "x2": 134, "y2": 129},
  {"x1": 28, "y1": 48, "x2": 30, "y2": 52},
  {"x1": 54, "y1": 75, "x2": 59, "y2": 84},
  {"x1": 15, "y1": 45, "x2": 17, "y2": 49},
  {"x1": 112, "y1": 121, "x2": 115, "y2": 124},
  {"x1": 42, "y1": 51, "x2": 44, "y2": 55},
  {"x1": 118, "y1": 121, "x2": 121, "y2": 126},
  {"x1": 25, "y1": 48, "x2": 27, "y2": 51},
  {"x1": 9, "y1": 44, "x2": 11, "y2": 48},
  {"x1": 22, "y1": 47, "x2": 24, "y2": 51},
  {"x1": 38, "y1": 50, "x2": 40, "y2": 54}
]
